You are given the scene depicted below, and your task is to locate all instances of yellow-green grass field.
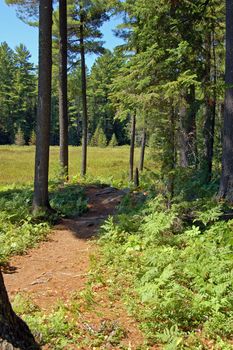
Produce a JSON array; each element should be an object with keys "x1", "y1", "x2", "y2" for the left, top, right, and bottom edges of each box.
[{"x1": 0, "y1": 145, "x2": 143, "y2": 186}]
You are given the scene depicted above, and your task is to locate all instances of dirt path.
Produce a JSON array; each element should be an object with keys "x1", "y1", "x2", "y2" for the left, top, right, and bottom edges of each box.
[{"x1": 3, "y1": 186, "x2": 147, "y2": 349}]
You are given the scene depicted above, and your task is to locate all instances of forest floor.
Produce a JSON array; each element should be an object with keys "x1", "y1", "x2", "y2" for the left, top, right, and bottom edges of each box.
[{"x1": 3, "y1": 185, "x2": 148, "y2": 350}]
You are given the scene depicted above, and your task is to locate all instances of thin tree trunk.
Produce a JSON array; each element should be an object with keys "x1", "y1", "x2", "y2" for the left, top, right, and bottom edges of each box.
[
  {"x1": 134, "y1": 167, "x2": 139, "y2": 187},
  {"x1": 80, "y1": 15, "x2": 88, "y2": 177},
  {"x1": 129, "y1": 113, "x2": 136, "y2": 181},
  {"x1": 0, "y1": 269, "x2": 39, "y2": 349},
  {"x1": 218, "y1": 0, "x2": 233, "y2": 201},
  {"x1": 179, "y1": 85, "x2": 197, "y2": 167},
  {"x1": 59, "y1": 0, "x2": 68, "y2": 177},
  {"x1": 202, "y1": 30, "x2": 216, "y2": 183},
  {"x1": 33, "y1": 0, "x2": 53, "y2": 213},
  {"x1": 179, "y1": 103, "x2": 188, "y2": 168},
  {"x1": 139, "y1": 128, "x2": 146, "y2": 172},
  {"x1": 220, "y1": 102, "x2": 224, "y2": 147},
  {"x1": 167, "y1": 108, "x2": 176, "y2": 198}
]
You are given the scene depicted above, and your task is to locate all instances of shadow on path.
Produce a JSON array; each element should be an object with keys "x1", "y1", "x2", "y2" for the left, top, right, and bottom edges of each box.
[{"x1": 3, "y1": 185, "x2": 125, "y2": 307}]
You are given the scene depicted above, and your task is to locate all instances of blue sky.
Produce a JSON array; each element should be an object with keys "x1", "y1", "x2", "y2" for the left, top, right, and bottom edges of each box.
[{"x1": 0, "y1": 1, "x2": 124, "y2": 68}]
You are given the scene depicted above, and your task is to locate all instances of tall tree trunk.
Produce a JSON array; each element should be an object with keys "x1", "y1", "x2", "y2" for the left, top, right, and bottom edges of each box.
[
  {"x1": 220, "y1": 102, "x2": 224, "y2": 147},
  {"x1": 218, "y1": 0, "x2": 233, "y2": 201},
  {"x1": 59, "y1": 0, "x2": 68, "y2": 177},
  {"x1": 134, "y1": 167, "x2": 139, "y2": 187},
  {"x1": 179, "y1": 103, "x2": 188, "y2": 168},
  {"x1": 0, "y1": 269, "x2": 39, "y2": 349},
  {"x1": 139, "y1": 128, "x2": 146, "y2": 172},
  {"x1": 179, "y1": 85, "x2": 197, "y2": 167},
  {"x1": 129, "y1": 113, "x2": 136, "y2": 181},
  {"x1": 33, "y1": 0, "x2": 53, "y2": 213},
  {"x1": 202, "y1": 30, "x2": 216, "y2": 183},
  {"x1": 167, "y1": 108, "x2": 176, "y2": 198},
  {"x1": 80, "y1": 15, "x2": 88, "y2": 177}
]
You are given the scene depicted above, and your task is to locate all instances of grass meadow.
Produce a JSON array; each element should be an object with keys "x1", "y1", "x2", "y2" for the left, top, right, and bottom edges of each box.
[{"x1": 0, "y1": 145, "x2": 143, "y2": 186}]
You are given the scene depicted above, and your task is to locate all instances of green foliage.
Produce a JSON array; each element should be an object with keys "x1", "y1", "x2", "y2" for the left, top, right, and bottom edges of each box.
[
  {"x1": 98, "y1": 193, "x2": 233, "y2": 348},
  {"x1": 16, "y1": 295, "x2": 80, "y2": 350},
  {"x1": 90, "y1": 125, "x2": 107, "y2": 147},
  {"x1": 12, "y1": 291, "x2": 127, "y2": 349},
  {"x1": 97, "y1": 127, "x2": 107, "y2": 147},
  {"x1": 14, "y1": 127, "x2": 25, "y2": 146},
  {"x1": 29, "y1": 130, "x2": 36, "y2": 145},
  {"x1": 108, "y1": 133, "x2": 118, "y2": 147},
  {"x1": 68, "y1": 0, "x2": 109, "y2": 56},
  {"x1": 50, "y1": 185, "x2": 87, "y2": 217},
  {"x1": 0, "y1": 183, "x2": 87, "y2": 264},
  {"x1": 0, "y1": 185, "x2": 49, "y2": 264},
  {"x1": 0, "y1": 42, "x2": 36, "y2": 144},
  {"x1": 88, "y1": 49, "x2": 128, "y2": 145}
]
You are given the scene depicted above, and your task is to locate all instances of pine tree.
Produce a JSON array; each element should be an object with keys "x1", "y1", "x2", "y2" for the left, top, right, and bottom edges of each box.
[
  {"x1": 14, "y1": 127, "x2": 25, "y2": 146},
  {"x1": 90, "y1": 125, "x2": 107, "y2": 147},
  {"x1": 89, "y1": 50, "x2": 120, "y2": 141},
  {"x1": 90, "y1": 127, "x2": 99, "y2": 146},
  {"x1": 109, "y1": 133, "x2": 118, "y2": 147},
  {"x1": 0, "y1": 42, "x2": 16, "y2": 143},
  {"x1": 0, "y1": 41, "x2": 36, "y2": 144},
  {"x1": 97, "y1": 126, "x2": 107, "y2": 147},
  {"x1": 29, "y1": 130, "x2": 36, "y2": 145},
  {"x1": 68, "y1": 0, "x2": 109, "y2": 175},
  {"x1": 14, "y1": 44, "x2": 36, "y2": 142}
]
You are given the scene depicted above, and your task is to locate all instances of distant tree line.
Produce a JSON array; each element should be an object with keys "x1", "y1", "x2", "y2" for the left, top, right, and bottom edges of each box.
[
  {"x1": 0, "y1": 42, "x2": 36, "y2": 144},
  {"x1": 0, "y1": 42, "x2": 129, "y2": 147}
]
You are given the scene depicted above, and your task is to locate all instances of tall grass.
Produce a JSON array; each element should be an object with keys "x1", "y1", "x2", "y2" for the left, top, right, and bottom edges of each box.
[{"x1": 0, "y1": 145, "x2": 142, "y2": 186}]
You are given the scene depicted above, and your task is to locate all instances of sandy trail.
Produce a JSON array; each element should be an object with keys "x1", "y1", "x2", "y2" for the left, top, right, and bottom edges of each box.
[
  {"x1": 4, "y1": 186, "x2": 123, "y2": 308},
  {"x1": 3, "y1": 185, "x2": 148, "y2": 349}
]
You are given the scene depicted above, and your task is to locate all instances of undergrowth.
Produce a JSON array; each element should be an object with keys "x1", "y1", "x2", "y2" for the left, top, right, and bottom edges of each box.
[
  {"x1": 12, "y1": 291, "x2": 128, "y2": 350},
  {"x1": 0, "y1": 183, "x2": 87, "y2": 265},
  {"x1": 97, "y1": 192, "x2": 233, "y2": 349},
  {"x1": 2, "y1": 160, "x2": 233, "y2": 349}
]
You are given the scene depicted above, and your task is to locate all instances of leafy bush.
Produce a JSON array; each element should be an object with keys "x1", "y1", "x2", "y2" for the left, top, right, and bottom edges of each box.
[
  {"x1": 0, "y1": 186, "x2": 49, "y2": 264},
  {"x1": 0, "y1": 183, "x2": 87, "y2": 264},
  {"x1": 50, "y1": 184, "x2": 87, "y2": 216}
]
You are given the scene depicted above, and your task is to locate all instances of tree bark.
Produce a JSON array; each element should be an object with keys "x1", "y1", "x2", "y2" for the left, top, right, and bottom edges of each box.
[
  {"x1": 218, "y1": 0, "x2": 233, "y2": 201},
  {"x1": 80, "y1": 14, "x2": 88, "y2": 177},
  {"x1": 134, "y1": 167, "x2": 139, "y2": 187},
  {"x1": 0, "y1": 269, "x2": 39, "y2": 349},
  {"x1": 167, "y1": 108, "x2": 176, "y2": 198},
  {"x1": 59, "y1": 0, "x2": 69, "y2": 177},
  {"x1": 202, "y1": 30, "x2": 216, "y2": 183},
  {"x1": 139, "y1": 128, "x2": 146, "y2": 172},
  {"x1": 33, "y1": 0, "x2": 53, "y2": 213},
  {"x1": 179, "y1": 85, "x2": 197, "y2": 168},
  {"x1": 129, "y1": 113, "x2": 136, "y2": 181}
]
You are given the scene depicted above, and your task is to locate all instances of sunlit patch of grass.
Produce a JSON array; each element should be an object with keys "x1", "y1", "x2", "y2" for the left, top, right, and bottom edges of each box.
[{"x1": 0, "y1": 145, "x2": 144, "y2": 186}]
